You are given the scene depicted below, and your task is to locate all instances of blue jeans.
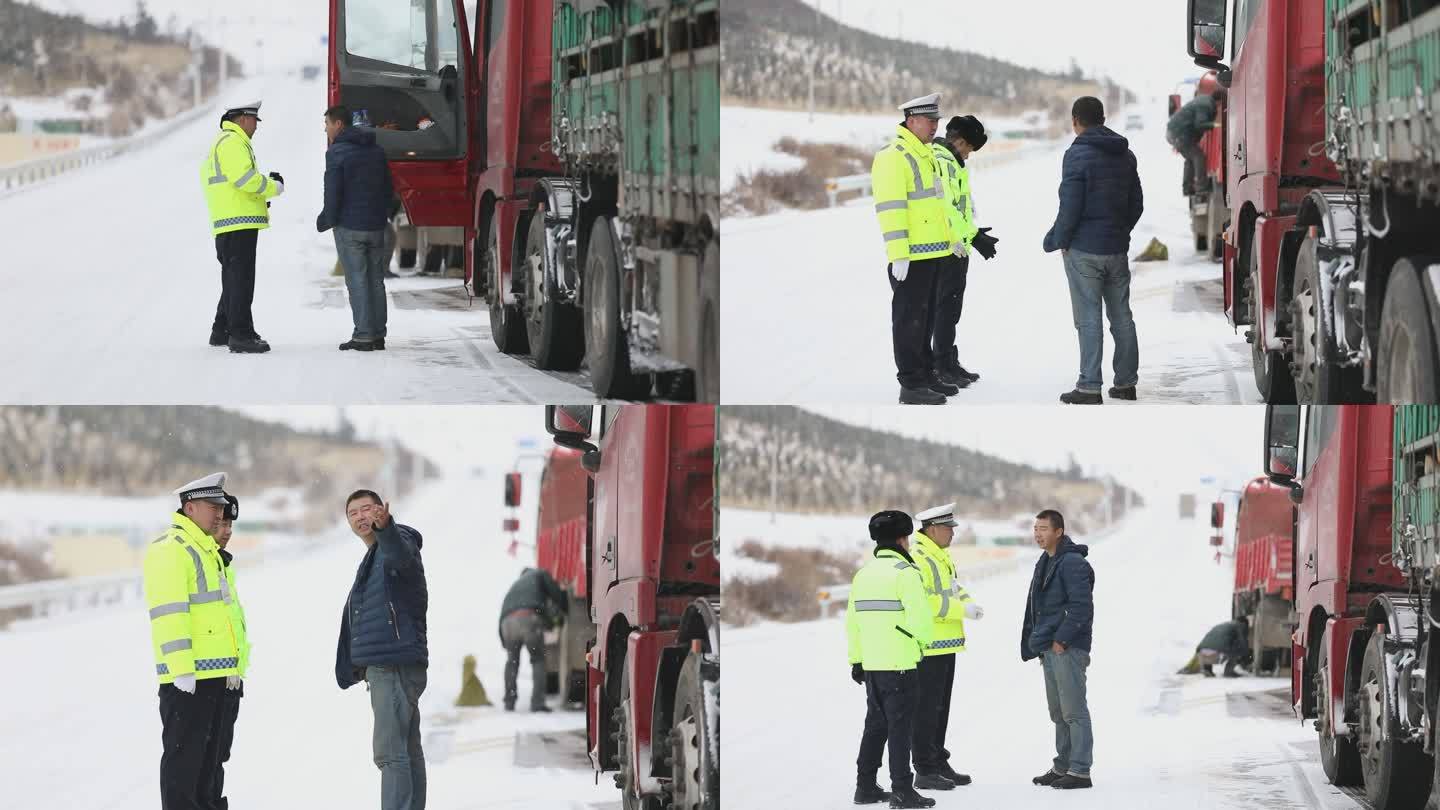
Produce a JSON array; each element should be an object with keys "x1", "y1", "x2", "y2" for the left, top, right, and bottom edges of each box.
[
  {"x1": 1040, "y1": 649, "x2": 1093, "y2": 777},
  {"x1": 368, "y1": 663, "x2": 427, "y2": 810},
  {"x1": 335, "y1": 227, "x2": 388, "y2": 341},
  {"x1": 1062, "y1": 249, "x2": 1139, "y2": 392}
]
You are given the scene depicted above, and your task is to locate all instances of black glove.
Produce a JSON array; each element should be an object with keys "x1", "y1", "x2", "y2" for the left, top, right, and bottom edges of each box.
[
  {"x1": 972, "y1": 227, "x2": 999, "y2": 260},
  {"x1": 269, "y1": 171, "x2": 285, "y2": 185},
  {"x1": 851, "y1": 663, "x2": 864, "y2": 685}
]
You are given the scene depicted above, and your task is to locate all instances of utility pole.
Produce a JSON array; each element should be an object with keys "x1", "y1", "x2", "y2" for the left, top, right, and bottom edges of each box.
[
  {"x1": 769, "y1": 411, "x2": 780, "y2": 524},
  {"x1": 807, "y1": 0, "x2": 820, "y2": 123}
]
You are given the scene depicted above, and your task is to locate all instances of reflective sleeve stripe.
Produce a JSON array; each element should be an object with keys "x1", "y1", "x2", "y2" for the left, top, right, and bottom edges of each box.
[
  {"x1": 924, "y1": 557, "x2": 951, "y2": 617},
  {"x1": 854, "y1": 599, "x2": 904, "y2": 611},
  {"x1": 149, "y1": 602, "x2": 189, "y2": 619},
  {"x1": 256, "y1": 175, "x2": 269, "y2": 195},
  {"x1": 875, "y1": 200, "x2": 907, "y2": 212},
  {"x1": 182, "y1": 545, "x2": 208, "y2": 592},
  {"x1": 927, "y1": 638, "x2": 966, "y2": 650},
  {"x1": 156, "y1": 663, "x2": 170, "y2": 675},
  {"x1": 208, "y1": 176, "x2": 229, "y2": 185},
  {"x1": 883, "y1": 230, "x2": 909, "y2": 242},
  {"x1": 893, "y1": 562, "x2": 913, "y2": 570},
  {"x1": 195, "y1": 656, "x2": 239, "y2": 671},
  {"x1": 213, "y1": 216, "x2": 270, "y2": 229},
  {"x1": 160, "y1": 639, "x2": 193, "y2": 654},
  {"x1": 209, "y1": 134, "x2": 231, "y2": 184},
  {"x1": 907, "y1": 188, "x2": 938, "y2": 200},
  {"x1": 234, "y1": 168, "x2": 258, "y2": 190},
  {"x1": 190, "y1": 590, "x2": 225, "y2": 604}
]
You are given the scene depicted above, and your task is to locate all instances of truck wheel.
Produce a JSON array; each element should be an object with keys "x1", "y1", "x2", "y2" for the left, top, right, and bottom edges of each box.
[
  {"x1": 615, "y1": 674, "x2": 663, "y2": 810},
  {"x1": 487, "y1": 215, "x2": 530, "y2": 355},
  {"x1": 585, "y1": 216, "x2": 651, "y2": 399},
  {"x1": 696, "y1": 238, "x2": 720, "y2": 403},
  {"x1": 1358, "y1": 632, "x2": 1433, "y2": 809},
  {"x1": 1319, "y1": 641, "x2": 1363, "y2": 786},
  {"x1": 669, "y1": 649, "x2": 719, "y2": 810},
  {"x1": 523, "y1": 210, "x2": 583, "y2": 370},
  {"x1": 1290, "y1": 234, "x2": 1364, "y2": 402},
  {"x1": 1377, "y1": 258, "x2": 1440, "y2": 404},
  {"x1": 1246, "y1": 246, "x2": 1296, "y2": 403}
]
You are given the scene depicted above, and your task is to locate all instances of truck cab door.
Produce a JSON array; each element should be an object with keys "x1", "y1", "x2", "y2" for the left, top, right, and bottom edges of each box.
[{"x1": 328, "y1": 0, "x2": 476, "y2": 227}]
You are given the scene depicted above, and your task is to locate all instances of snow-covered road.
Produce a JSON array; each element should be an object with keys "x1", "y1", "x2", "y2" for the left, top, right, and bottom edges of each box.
[
  {"x1": 721, "y1": 105, "x2": 1257, "y2": 405},
  {"x1": 0, "y1": 475, "x2": 619, "y2": 809},
  {"x1": 0, "y1": 76, "x2": 594, "y2": 405},
  {"x1": 722, "y1": 501, "x2": 1363, "y2": 809}
]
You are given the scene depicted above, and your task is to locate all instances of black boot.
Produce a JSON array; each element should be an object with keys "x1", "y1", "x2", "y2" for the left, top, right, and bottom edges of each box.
[
  {"x1": 339, "y1": 339, "x2": 377, "y2": 352},
  {"x1": 936, "y1": 763, "x2": 971, "y2": 786},
  {"x1": 374, "y1": 338, "x2": 386, "y2": 350},
  {"x1": 209, "y1": 331, "x2": 229, "y2": 347},
  {"x1": 955, "y1": 364, "x2": 980, "y2": 383},
  {"x1": 913, "y1": 773, "x2": 955, "y2": 790},
  {"x1": 1032, "y1": 770, "x2": 1062, "y2": 786},
  {"x1": 1059, "y1": 389, "x2": 1102, "y2": 404},
  {"x1": 227, "y1": 337, "x2": 270, "y2": 354},
  {"x1": 854, "y1": 782, "x2": 891, "y2": 805},
  {"x1": 888, "y1": 786, "x2": 936, "y2": 809},
  {"x1": 899, "y1": 386, "x2": 947, "y2": 405},
  {"x1": 1107, "y1": 385, "x2": 1136, "y2": 401},
  {"x1": 1051, "y1": 774, "x2": 1093, "y2": 790},
  {"x1": 934, "y1": 367, "x2": 973, "y2": 388},
  {"x1": 928, "y1": 378, "x2": 961, "y2": 397}
]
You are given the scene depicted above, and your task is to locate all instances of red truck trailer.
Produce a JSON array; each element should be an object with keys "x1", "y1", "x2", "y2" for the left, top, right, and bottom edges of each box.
[
  {"x1": 1229, "y1": 476, "x2": 1295, "y2": 672},
  {"x1": 544, "y1": 404, "x2": 719, "y2": 810},
  {"x1": 1186, "y1": 0, "x2": 1440, "y2": 403},
  {"x1": 1262, "y1": 405, "x2": 1434, "y2": 808}
]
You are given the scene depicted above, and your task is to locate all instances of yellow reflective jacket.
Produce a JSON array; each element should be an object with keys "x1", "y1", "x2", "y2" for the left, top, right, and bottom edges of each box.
[
  {"x1": 930, "y1": 142, "x2": 978, "y2": 248},
  {"x1": 144, "y1": 513, "x2": 243, "y2": 683},
  {"x1": 846, "y1": 548, "x2": 933, "y2": 671},
  {"x1": 871, "y1": 125, "x2": 954, "y2": 263},
  {"x1": 201, "y1": 121, "x2": 283, "y2": 236},
  {"x1": 909, "y1": 531, "x2": 975, "y2": 656}
]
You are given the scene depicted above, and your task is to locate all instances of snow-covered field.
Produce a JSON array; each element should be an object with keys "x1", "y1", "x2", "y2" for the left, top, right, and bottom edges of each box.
[
  {"x1": 721, "y1": 103, "x2": 1257, "y2": 405},
  {"x1": 0, "y1": 473, "x2": 620, "y2": 810},
  {"x1": 0, "y1": 74, "x2": 597, "y2": 404},
  {"x1": 722, "y1": 498, "x2": 1364, "y2": 809}
]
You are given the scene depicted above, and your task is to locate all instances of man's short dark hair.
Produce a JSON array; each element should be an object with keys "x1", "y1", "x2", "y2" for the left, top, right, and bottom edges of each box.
[
  {"x1": 1071, "y1": 97, "x2": 1105, "y2": 128},
  {"x1": 346, "y1": 489, "x2": 382, "y2": 510},
  {"x1": 325, "y1": 105, "x2": 351, "y2": 126},
  {"x1": 1036, "y1": 509, "x2": 1066, "y2": 531}
]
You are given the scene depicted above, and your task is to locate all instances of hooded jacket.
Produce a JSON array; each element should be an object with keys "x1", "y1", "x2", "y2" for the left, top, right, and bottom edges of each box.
[
  {"x1": 1020, "y1": 535, "x2": 1095, "y2": 660},
  {"x1": 317, "y1": 125, "x2": 394, "y2": 233},
  {"x1": 498, "y1": 568, "x2": 569, "y2": 642},
  {"x1": 335, "y1": 520, "x2": 428, "y2": 688},
  {"x1": 1042, "y1": 125, "x2": 1144, "y2": 256}
]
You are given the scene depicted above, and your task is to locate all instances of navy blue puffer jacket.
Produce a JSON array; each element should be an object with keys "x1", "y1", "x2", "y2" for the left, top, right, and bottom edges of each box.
[
  {"x1": 317, "y1": 125, "x2": 394, "y2": 233},
  {"x1": 335, "y1": 521, "x2": 427, "y2": 688},
  {"x1": 1020, "y1": 536, "x2": 1095, "y2": 661},
  {"x1": 1042, "y1": 125, "x2": 1144, "y2": 256}
]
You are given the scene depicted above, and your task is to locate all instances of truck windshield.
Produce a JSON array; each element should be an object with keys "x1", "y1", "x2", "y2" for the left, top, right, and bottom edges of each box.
[{"x1": 347, "y1": 0, "x2": 459, "y2": 73}]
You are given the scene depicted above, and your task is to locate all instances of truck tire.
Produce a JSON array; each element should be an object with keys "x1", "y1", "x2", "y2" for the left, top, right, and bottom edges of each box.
[
  {"x1": 1319, "y1": 641, "x2": 1364, "y2": 786},
  {"x1": 523, "y1": 211, "x2": 583, "y2": 370},
  {"x1": 668, "y1": 649, "x2": 719, "y2": 810},
  {"x1": 696, "y1": 238, "x2": 720, "y2": 403},
  {"x1": 1290, "y1": 234, "x2": 1365, "y2": 403},
  {"x1": 585, "y1": 216, "x2": 650, "y2": 400},
  {"x1": 1377, "y1": 258, "x2": 1440, "y2": 404},
  {"x1": 1246, "y1": 244, "x2": 1296, "y2": 403},
  {"x1": 615, "y1": 673, "x2": 663, "y2": 810},
  {"x1": 487, "y1": 215, "x2": 530, "y2": 355},
  {"x1": 1358, "y1": 632, "x2": 1433, "y2": 809}
]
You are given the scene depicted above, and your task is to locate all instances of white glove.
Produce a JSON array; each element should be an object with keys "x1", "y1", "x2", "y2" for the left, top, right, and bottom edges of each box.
[
  {"x1": 890, "y1": 259, "x2": 910, "y2": 282},
  {"x1": 226, "y1": 675, "x2": 242, "y2": 690},
  {"x1": 964, "y1": 602, "x2": 985, "y2": 620},
  {"x1": 274, "y1": 181, "x2": 285, "y2": 196},
  {"x1": 174, "y1": 674, "x2": 196, "y2": 694},
  {"x1": 953, "y1": 241, "x2": 969, "y2": 258}
]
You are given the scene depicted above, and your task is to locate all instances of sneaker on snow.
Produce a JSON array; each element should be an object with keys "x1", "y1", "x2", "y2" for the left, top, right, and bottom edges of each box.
[
  {"x1": 374, "y1": 338, "x2": 386, "y2": 350},
  {"x1": 913, "y1": 773, "x2": 955, "y2": 790},
  {"x1": 1032, "y1": 770, "x2": 1063, "y2": 786},
  {"x1": 1051, "y1": 774, "x2": 1092, "y2": 790},
  {"x1": 1108, "y1": 385, "x2": 1137, "y2": 401},
  {"x1": 853, "y1": 783, "x2": 891, "y2": 805},
  {"x1": 887, "y1": 786, "x2": 936, "y2": 809},
  {"x1": 339, "y1": 339, "x2": 377, "y2": 352},
  {"x1": 936, "y1": 764, "x2": 971, "y2": 786},
  {"x1": 209, "y1": 333, "x2": 229, "y2": 347},
  {"x1": 228, "y1": 337, "x2": 270, "y2": 354},
  {"x1": 1059, "y1": 389, "x2": 1102, "y2": 405},
  {"x1": 900, "y1": 386, "x2": 947, "y2": 405}
]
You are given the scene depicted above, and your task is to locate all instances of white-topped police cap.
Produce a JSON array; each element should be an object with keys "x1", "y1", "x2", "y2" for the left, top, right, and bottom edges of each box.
[
  {"x1": 916, "y1": 502, "x2": 958, "y2": 527},
  {"x1": 899, "y1": 92, "x2": 942, "y2": 119},
  {"x1": 174, "y1": 472, "x2": 230, "y2": 505},
  {"x1": 223, "y1": 100, "x2": 262, "y2": 121}
]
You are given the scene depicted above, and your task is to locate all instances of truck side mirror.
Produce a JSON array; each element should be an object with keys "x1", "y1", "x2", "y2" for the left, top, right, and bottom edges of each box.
[
  {"x1": 545, "y1": 405, "x2": 598, "y2": 456},
  {"x1": 1210, "y1": 501, "x2": 1224, "y2": 529},
  {"x1": 1263, "y1": 404, "x2": 1301, "y2": 485},
  {"x1": 504, "y1": 472, "x2": 522, "y2": 507},
  {"x1": 1186, "y1": 0, "x2": 1230, "y2": 73}
]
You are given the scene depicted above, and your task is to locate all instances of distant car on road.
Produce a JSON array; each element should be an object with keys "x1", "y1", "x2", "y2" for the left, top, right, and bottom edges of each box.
[{"x1": 1125, "y1": 113, "x2": 1144, "y2": 131}]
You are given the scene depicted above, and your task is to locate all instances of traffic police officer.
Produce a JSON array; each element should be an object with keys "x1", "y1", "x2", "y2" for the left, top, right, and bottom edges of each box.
[
  {"x1": 144, "y1": 472, "x2": 247, "y2": 810},
  {"x1": 872, "y1": 93, "x2": 956, "y2": 405},
  {"x1": 847, "y1": 510, "x2": 936, "y2": 808},
  {"x1": 929, "y1": 116, "x2": 998, "y2": 387},
  {"x1": 908, "y1": 503, "x2": 985, "y2": 790},
  {"x1": 202, "y1": 101, "x2": 284, "y2": 353}
]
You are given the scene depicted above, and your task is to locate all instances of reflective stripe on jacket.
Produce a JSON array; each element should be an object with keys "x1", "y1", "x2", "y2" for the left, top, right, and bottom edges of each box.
[{"x1": 871, "y1": 125, "x2": 955, "y2": 263}]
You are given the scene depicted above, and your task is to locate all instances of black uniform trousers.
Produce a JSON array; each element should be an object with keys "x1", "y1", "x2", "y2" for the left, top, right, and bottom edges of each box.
[
  {"x1": 158, "y1": 678, "x2": 228, "y2": 810},
  {"x1": 212, "y1": 229, "x2": 260, "y2": 340},
  {"x1": 911, "y1": 653, "x2": 957, "y2": 773},
  {"x1": 930, "y1": 254, "x2": 969, "y2": 375},
  {"x1": 203, "y1": 685, "x2": 242, "y2": 809},
  {"x1": 889, "y1": 257, "x2": 943, "y2": 389},
  {"x1": 857, "y1": 668, "x2": 920, "y2": 789}
]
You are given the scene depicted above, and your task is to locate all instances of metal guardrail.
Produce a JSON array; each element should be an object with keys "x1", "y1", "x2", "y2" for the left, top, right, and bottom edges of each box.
[
  {"x1": 0, "y1": 571, "x2": 144, "y2": 618},
  {"x1": 823, "y1": 140, "x2": 1065, "y2": 207},
  {"x1": 0, "y1": 99, "x2": 219, "y2": 197}
]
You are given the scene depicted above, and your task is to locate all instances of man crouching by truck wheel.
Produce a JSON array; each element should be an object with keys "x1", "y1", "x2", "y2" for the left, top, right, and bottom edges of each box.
[
  {"x1": 498, "y1": 567, "x2": 568, "y2": 712},
  {"x1": 335, "y1": 490, "x2": 430, "y2": 810}
]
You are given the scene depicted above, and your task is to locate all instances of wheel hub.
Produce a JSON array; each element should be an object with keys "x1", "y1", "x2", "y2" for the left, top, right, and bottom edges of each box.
[{"x1": 671, "y1": 714, "x2": 703, "y2": 810}]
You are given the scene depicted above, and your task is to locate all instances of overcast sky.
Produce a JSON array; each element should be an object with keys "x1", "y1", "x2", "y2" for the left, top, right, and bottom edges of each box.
[{"x1": 798, "y1": 0, "x2": 1209, "y2": 101}]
